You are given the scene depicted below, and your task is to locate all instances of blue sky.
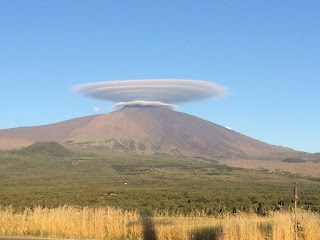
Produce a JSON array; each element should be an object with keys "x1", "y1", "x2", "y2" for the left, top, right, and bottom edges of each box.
[{"x1": 0, "y1": 1, "x2": 319, "y2": 153}]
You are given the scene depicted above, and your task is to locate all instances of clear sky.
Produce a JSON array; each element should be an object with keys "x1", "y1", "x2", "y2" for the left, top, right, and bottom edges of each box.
[{"x1": 1, "y1": 1, "x2": 319, "y2": 153}]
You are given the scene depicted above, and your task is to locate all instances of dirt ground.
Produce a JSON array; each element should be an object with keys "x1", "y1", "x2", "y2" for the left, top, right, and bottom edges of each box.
[{"x1": 220, "y1": 159, "x2": 320, "y2": 178}]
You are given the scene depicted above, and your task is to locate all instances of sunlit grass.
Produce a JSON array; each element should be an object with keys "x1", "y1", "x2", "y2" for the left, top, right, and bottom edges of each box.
[{"x1": 0, "y1": 205, "x2": 319, "y2": 239}]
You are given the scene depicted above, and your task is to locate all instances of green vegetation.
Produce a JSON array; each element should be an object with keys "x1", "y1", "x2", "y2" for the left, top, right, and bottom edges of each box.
[
  {"x1": 282, "y1": 158, "x2": 306, "y2": 163},
  {"x1": 12, "y1": 142, "x2": 75, "y2": 158},
  {"x1": 1, "y1": 142, "x2": 320, "y2": 215}
]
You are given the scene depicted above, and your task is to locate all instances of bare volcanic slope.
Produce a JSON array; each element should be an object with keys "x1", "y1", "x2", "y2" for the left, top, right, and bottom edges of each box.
[
  {"x1": 0, "y1": 115, "x2": 97, "y2": 149},
  {"x1": 0, "y1": 106, "x2": 302, "y2": 159}
]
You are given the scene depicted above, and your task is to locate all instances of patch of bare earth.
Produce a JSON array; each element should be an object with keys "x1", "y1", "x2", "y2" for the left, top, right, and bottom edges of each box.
[
  {"x1": 220, "y1": 159, "x2": 320, "y2": 178},
  {"x1": 0, "y1": 137, "x2": 34, "y2": 150}
]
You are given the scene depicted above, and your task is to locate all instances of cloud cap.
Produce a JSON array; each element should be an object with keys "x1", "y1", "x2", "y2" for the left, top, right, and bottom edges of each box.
[{"x1": 74, "y1": 79, "x2": 226, "y2": 109}]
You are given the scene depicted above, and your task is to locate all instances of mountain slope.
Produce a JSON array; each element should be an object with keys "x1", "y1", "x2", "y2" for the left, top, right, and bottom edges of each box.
[
  {"x1": 0, "y1": 107, "x2": 302, "y2": 159},
  {"x1": 12, "y1": 142, "x2": 76, "y2": 158}
]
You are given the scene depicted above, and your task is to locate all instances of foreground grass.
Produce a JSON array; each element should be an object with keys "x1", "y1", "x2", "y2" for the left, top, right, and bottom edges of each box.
[{"x1": 0, "y1": 206, "x2": 319, "y2": 240}]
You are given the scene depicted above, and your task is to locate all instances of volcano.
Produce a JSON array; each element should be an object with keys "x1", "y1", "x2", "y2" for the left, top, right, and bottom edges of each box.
[{"x1": 0, "y1": 107, "x2": 303, "y2": 160}]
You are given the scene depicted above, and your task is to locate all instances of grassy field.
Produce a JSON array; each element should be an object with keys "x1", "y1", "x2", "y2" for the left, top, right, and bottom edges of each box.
[
  {"x1": 0, "y1": 142, "x2": 320, "y2": 215},
  {"x1": 0, "y1": 205, "x2": 319, "y2": 239}
]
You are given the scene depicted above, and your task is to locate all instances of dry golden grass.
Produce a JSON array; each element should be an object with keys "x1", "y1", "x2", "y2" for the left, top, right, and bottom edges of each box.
[{"x1": 0, "y1": 206, "x2": 319, "y2": 240}]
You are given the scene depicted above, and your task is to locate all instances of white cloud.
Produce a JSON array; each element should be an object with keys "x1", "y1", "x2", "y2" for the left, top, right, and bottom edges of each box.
[
  {"x1": 74, "y1": 79, "x2": 226, "y2": 109},
  {"x1": 113, "y1": 100, "x2": 177, "y2": 110},
  {"x1": 93, "y1": 106, "x2": 101, "y2": 112}
]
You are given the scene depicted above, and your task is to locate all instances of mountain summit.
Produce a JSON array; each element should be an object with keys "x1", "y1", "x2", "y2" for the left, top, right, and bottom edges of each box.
[{"x1": 0, "y1": 107, "x2": 299, "y2": 159}]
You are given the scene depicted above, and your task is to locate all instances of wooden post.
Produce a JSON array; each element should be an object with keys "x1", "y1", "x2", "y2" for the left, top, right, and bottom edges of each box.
[
  {"x1": 294, "y1": 185, "x2": 298, "y2": 210},
  {"x1": 294, "y1": 184, "x2": 298, "y2": 240}
]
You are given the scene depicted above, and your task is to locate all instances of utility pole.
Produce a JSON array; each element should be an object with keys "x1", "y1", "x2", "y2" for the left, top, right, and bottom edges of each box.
[{"x1": 294, "y1": 184, "x2": 298, "y2": 240}]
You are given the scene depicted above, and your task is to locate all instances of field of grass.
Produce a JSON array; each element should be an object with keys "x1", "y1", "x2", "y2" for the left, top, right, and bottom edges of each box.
[
  {"x1": 0, "y1": 143, "x2": 320, "y2": 215},
  {"x1": 0, "y1": 205, "x2": 319, "y2": 239}
]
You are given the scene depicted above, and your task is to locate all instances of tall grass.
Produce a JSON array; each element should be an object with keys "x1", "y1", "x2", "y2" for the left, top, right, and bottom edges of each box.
[{"x1": 0, "y1": 205, "x2": 319, "y2": 239}]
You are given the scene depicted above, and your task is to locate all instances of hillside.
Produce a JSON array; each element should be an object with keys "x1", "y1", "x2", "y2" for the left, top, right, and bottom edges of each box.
[
  {"x1": 0, "y1": 106, "x2": 311, "y2": 160},
  {"x1": 12, "y1": 141, "x2": 76, "y2": 158},
  {"x1": 0, "y1": 149, "x2": 320, "y2": 213}
]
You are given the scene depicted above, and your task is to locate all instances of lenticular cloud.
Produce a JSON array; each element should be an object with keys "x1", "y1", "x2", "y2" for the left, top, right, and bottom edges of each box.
[{"x1": 74, "y1": 79, "x2": 226, "y2": 110}]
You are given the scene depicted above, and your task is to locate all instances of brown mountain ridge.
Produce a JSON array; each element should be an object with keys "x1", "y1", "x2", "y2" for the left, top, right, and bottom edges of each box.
[{"x1": 0, "y1": 106, "x2": 313, "y2": 160}]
